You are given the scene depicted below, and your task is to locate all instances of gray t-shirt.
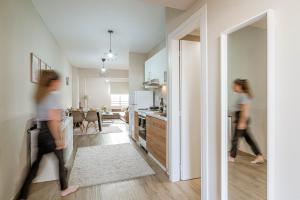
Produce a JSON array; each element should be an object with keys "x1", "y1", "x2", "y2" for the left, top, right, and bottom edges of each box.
[
  {"x1": 235, "y1": 93, "x2": 251, "y2": 111},
  {"x1": 37, "y1": 91, "x2": 62, "y2": 121}
]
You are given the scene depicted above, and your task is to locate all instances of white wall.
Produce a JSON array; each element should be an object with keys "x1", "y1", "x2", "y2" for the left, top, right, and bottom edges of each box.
[
  {"x1": 76, "y1": 68, "x2": 129, "y2": 109},
  {"x1": 228, "y1": 26, "x2": 267, "y2": 157},
  {"x1": 207, "y1": 0, "x2": 300, "y2": 199},
  {"x1": 165, "y1": 0, "x2": 206, "y2": 35},
  {"x1": 0, "y1": 0, "x2": 72, "y2": 199},
  {"x1": 84, "y1": 78, "x2": 111, "y2": 110},
  {"x1": 147, "y1": 40, "x2": 166, "y2": 59},
  {"x1": 129, "y1": 53, "x2": 147, "y2": 92},
  {"x1": 72, "y1": 67, "x2": 80, "y2": 108},
  {"x1": 110, "y1": 82, "x2": 129, "y2": 94}
]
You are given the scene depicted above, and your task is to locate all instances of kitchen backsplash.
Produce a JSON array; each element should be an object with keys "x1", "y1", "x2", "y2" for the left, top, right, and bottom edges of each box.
[{"x1": 153, "y1": 85, "x2": 167, "y2": 107}]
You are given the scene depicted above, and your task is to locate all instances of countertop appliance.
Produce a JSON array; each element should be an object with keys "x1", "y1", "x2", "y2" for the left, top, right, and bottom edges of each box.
[{"x1": 129, "y1": 91, "x2": 153, "y2": 139}]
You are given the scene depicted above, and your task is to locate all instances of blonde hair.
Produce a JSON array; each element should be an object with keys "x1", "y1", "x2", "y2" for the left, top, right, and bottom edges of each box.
[
  {"x1": 34, "y1": 70, "x2": 60, "y2": 103},
  {"x1": 234, "y1": 79, "x2": 253, "y2": 99}
]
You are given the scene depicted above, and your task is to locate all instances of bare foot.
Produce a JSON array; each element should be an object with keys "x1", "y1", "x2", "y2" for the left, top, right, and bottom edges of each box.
[
  {"x1": 228, "y1": 156, "x2": 235, "y2": 162},
  {"x1": 61, "y1": 185, "x2": 79, "y2": 197},
  {"x1": 251, "y1": 155, "x2": 264, "y2": 164}
]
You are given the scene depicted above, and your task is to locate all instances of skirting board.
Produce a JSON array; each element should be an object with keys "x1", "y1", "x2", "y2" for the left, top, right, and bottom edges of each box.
[{"x1": 148, "y1": 153, "x2": 167, "y2": 172}]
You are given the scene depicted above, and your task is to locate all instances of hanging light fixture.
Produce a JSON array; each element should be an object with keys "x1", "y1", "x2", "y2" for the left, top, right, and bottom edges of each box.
[
  {"x1": 101, "y1": 58, "x2": 107, "y2": 73},
  {"x1": 105, "y1": 30, "x2": 117, "y2": 60}
]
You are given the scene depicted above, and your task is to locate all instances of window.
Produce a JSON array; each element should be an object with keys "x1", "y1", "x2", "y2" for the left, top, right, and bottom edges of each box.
[{"x1": 111, "y1": 94, "x2": 129, "y2": 107}]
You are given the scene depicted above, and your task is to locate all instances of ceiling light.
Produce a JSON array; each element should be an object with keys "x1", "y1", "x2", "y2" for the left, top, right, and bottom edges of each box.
[
  {"x1": 107, "y1": 50, "x2": 114, "y2": 59},
  {"x1": 100, "y1": 58, "x2": 107, "y2": 73},
  {"x1": 101, "y1": 67, "x2": 107, "y2": 73},
  {"x1": 105, "y1": 30, "x2": 117, "y2": 60}
]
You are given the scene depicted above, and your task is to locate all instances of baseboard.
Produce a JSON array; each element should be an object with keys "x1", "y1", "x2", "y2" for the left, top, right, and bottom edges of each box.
[{"x1": 148, "y1": 153, "x2": 167, "y2": 172}]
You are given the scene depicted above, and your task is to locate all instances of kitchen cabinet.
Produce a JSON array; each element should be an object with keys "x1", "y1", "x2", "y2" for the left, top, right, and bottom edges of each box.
[
  {"x1": 145, "y1": 59, "x2": 152, "y2": 81},
  {"x1": 146, "y1": 116, "x2": 167, "y2": 168},
  {"x1": 133, "y1": 111, "x2": 139, "y2": 142},
  {"x1": 144, "y1": 48, "x2": 167, "y2": 84}
]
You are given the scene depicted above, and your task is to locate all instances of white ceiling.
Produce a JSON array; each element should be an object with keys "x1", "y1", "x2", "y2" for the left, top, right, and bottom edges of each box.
[
  {"x1": 140, "y1": 0, "x2": 197, "y2": 10},
  {"x1": 32, "y1": 0, "x2": 168, "y2": 69}
]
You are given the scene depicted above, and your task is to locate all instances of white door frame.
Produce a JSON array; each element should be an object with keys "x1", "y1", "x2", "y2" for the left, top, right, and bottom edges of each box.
[
  {"x1": 167, "y1": 4, "x2": 209, "y2": 200},
  {"x1": 220, "y1": 10, "x2": 276, "y2": 200}
]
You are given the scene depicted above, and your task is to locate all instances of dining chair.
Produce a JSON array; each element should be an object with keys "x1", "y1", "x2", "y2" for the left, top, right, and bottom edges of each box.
[
  {"x1": 72, "y1": 110, "x2": 86, "y2": 133},
  {"x1": 85, "y1": 110, "x2": 99, "y2": 132}
]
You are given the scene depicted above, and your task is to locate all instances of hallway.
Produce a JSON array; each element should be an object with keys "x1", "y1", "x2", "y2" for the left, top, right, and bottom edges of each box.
[
  {"x1": 2, "y1": 0, "x2": 300, "y2": 199},
  {"x1": 26, "y1": 122, "x2": 201, "y2": 200}
]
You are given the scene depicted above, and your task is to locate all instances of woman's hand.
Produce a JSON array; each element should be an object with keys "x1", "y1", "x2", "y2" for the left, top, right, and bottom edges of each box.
[
  {"x1": 55, "y1": 139, "x2": 65, "y2": 150},
  {"x1": 237, "y1": 122, "x2": 247, "y2": 130}
]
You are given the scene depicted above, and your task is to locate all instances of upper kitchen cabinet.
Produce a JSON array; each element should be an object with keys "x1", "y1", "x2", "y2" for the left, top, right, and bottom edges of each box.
[{"x1": 145, "y1": 48, "x2": 167, "y2": 84}]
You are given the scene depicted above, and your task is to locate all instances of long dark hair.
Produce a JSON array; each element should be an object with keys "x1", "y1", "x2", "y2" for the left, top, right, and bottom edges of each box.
[
  {"x1": 234, "y1": 79, "x2": 253, "y2": 99},
  {"x1": 34, "y1": 70, "x2": 60, "y2": 103}
]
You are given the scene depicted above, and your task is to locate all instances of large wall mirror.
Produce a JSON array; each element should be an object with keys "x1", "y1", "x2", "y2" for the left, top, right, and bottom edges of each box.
[{"x1": 221, "y1": 11, "x2": 275, "y2": 200}]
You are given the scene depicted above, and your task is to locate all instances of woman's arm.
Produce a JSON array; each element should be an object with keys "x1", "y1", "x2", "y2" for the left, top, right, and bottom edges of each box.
[
  {"x1": 238, "y1": 104, "x2": 249, "y2": 130},
  {"x1": 48, "y1": 109, "x2": 65, "y2": 149}
]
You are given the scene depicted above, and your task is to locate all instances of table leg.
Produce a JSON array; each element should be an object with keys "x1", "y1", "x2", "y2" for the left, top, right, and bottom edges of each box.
[{"x1": 97, "y1": 112, "x2": 102, "y2": 132}]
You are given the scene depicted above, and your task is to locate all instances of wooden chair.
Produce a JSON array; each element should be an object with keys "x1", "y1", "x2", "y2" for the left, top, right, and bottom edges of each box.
[
  {"x1": 72, "y1": 111, "x2": 86, "y2": 133},
  {"x1": 85, "y1": 110, "x2": 99, "y2": 132}
]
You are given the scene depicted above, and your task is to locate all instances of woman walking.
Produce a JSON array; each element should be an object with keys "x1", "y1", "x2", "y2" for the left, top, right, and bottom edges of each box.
[
  {"x1": 229, "y1": 79, "x2": 264, "y2": 164},
  {"x1": 18, "y1": 70, "x2": 78, "y2": 199}
]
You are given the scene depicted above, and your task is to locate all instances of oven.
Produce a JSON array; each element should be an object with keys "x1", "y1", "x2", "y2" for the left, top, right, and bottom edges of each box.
[{"x1": 138, "y1": 113, "x2": 147, "y2": 150}]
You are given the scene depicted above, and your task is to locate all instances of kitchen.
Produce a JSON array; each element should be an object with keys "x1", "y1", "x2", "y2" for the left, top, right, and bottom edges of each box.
[{"x1": 129, "y1": 47, "x2": 168, "y2": 171}]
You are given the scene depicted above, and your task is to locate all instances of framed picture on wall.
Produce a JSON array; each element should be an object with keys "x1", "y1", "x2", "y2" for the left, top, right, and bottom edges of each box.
[
  {"x1": 30, "y1": 53, "x2": 40, "y2": 83},
  {"x1": 41, "y1": 60, "x2": 47, "y2": 70}
]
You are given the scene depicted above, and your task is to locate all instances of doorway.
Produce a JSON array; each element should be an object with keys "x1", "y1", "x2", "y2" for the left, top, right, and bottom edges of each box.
[
  {"x1": 167, "y1": 4, "x2": 208, "y2": 200},
  {"x1": 220, "y1": 10, "x2": 275, "y2": 200}
]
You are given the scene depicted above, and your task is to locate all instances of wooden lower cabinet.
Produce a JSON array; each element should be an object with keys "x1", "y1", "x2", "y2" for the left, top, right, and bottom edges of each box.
[
  {"x1": 133, "y1": 112, "x2": 139, "y2": 142},
  {"x1": 146, "y1": 116, "x2": 167, "y2": 168}
]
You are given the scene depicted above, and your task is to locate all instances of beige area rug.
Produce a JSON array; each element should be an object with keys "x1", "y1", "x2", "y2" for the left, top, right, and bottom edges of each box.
[
  {"x1": 73, "y1": 126, "x2": 99, "y2": 135},
  {"x1": 100, "y1": 125, "x2": 122, "y2": 134},
  {"x1": 69, "y1": 143, "x2": 155, "y2": 187}
]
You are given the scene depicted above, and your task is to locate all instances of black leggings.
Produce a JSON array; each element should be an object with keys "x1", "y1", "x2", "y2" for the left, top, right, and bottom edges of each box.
[
  {"x1": 230, "y1": 112, "x2": 262, "y2": 158},
  {"x1": 18, "y1": 122, "x2": 68, "y2": 199}
]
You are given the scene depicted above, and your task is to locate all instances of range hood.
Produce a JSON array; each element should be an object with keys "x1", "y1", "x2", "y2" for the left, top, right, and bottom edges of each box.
[{"x1": 143, "y1": 79, "x2": 161, "y2": 89}]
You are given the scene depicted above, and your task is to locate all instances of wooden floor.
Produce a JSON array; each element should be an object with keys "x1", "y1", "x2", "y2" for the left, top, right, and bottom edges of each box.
[
  {"x1": 228, "y1": 152, "x2": 267, "y2": 200},
  {"x1": 27, "y1": 121, "x2": 201, "y2": 200}
]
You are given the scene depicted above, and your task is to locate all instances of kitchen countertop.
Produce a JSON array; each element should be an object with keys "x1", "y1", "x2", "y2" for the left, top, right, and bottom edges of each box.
[{"x1": 136, "y1": 109, "x2": 168, "y2": 121}]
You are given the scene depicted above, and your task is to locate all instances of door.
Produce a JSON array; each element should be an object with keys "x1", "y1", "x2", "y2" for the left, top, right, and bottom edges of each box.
[{"x1": 180, "y1": 40, "x2": 201, "y2": 180}]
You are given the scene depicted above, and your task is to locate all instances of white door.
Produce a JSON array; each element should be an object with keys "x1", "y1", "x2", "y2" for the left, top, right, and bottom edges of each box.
[{"x1": 180, "y1": 40, "x2": 201, "y2": 180}]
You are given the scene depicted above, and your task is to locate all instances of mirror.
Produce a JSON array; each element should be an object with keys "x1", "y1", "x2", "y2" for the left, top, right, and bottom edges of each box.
[{"x1": 227, "y1": 16, "x2": 268, "y2": 200}]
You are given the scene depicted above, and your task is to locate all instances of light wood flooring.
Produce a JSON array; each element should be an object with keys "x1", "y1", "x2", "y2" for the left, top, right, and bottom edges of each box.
[
  {"x1": 228, "y1": 152, "x2": 267, "y2": 200},
  {"x1": 27, "y1": 121, "x2": 201, "y2": 200}
]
